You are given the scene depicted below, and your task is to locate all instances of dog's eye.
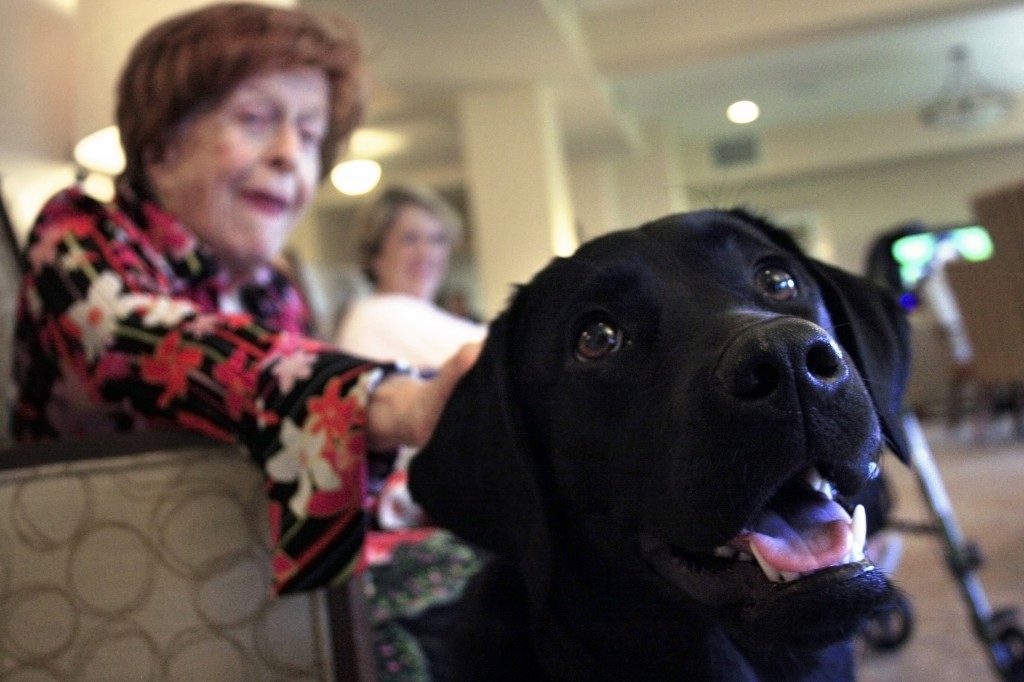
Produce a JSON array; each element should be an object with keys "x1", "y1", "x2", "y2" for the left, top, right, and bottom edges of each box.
[
  {"x1": 575, "y1": 320, "x2": 623, "y2": 361},
  {"x1": 755, "y1": 265, "x2": 798, "y2": 301}
]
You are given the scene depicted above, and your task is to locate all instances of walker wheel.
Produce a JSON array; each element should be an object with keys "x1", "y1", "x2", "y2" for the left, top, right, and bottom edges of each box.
[
  {"x1": 991, "y1": 622, "x2": 1024, "y2": 682},
  {"x1": 862, "y1": 593, "x2": 914, "y2": 651}
]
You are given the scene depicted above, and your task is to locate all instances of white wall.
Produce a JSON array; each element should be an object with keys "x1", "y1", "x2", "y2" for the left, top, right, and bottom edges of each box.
[{"x1": 685, "y1": 142, "x2": 1024, "y2": 273}]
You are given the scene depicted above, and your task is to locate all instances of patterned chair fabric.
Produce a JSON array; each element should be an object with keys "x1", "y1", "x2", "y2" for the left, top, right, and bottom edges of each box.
[{"x1": 0, "y1": 435, "x2": 354, "y2": 681}]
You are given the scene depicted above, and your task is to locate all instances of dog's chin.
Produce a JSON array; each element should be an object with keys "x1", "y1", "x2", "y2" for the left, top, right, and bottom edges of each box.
[
  {"x1": 639, "y1": 543, "x2": 893, "y2": 649},
  {"x1": 724, "y1": 561, "x2": 894, "y2": 649}
]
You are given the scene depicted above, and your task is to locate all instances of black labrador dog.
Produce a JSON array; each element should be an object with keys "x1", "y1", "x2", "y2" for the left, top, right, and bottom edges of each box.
[{"x1": 410, "y1": 209, "x2": 910, "y2": 681}]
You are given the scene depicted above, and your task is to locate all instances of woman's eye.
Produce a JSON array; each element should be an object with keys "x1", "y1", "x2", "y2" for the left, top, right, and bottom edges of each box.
[
  {"x1": 300, "y1": 127, "x2": 324, "y2": 148},
  {"x1": 575, "y1": 320, "x2": 624, "y2": 361},
  {"x1": 755, "y1": 265, "x2": 798, "y2": 301},
  {"x1": 237, "y1": 109, "x2": 273, "y2": 130}
]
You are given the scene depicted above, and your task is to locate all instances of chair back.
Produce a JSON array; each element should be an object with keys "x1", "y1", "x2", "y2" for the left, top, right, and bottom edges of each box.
[
  {"x1": 0, "y1": 431, "x2": 377, "y2": 680},
  {"x1": 0, "y1": 178, "x2": 24, "y2": 448}
]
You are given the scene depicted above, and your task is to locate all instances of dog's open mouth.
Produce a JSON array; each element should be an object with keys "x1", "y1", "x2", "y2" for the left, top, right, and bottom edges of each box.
[{"x1": 639, "y1": 465, "x2": 873, "y2": 605}]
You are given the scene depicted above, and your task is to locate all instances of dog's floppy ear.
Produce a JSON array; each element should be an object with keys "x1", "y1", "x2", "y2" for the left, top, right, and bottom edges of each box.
[
  {"x1": 409, "y1": 307, "x2": 552, "y2": 600},
  {"x1": 802, "y1": 258, "x2": 912, "y2": 462}
]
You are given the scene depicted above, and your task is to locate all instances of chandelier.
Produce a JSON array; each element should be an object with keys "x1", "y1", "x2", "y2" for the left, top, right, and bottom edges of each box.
[{"x1": 919, "y1": 45, "x2": 1014, "y2": 130}]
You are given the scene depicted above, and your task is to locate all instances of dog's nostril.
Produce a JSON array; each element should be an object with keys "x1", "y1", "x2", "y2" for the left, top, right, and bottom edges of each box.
[
  {"x1": 806, "y1": 340, "x2": 844, "y2": 383},
  {"x1": 728, "y1": 360, "x2": 781, "y2": 400}
]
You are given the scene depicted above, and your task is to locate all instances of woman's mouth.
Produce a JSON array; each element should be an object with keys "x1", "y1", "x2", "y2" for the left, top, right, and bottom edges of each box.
[{"x1": 240, "y1": 189, "x2": 291, "y2": 216}]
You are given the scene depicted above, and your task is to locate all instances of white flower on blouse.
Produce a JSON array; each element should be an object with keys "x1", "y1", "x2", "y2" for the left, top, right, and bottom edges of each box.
[
  {"x1": 268, "y1": 349, "x2": 317, "y2": 394},
  {"x1": 265, "y1": 416, "x2": 339, "y2": 519},
  {"x1": 67, "y1": 271, "x2": 124, "y2": 361},
  {"x1": 123, "y1": 294, "x2": 197, "y2": 327},
  {"x1": 67, "y1": 272, "x2": 198, "y2": 360}
]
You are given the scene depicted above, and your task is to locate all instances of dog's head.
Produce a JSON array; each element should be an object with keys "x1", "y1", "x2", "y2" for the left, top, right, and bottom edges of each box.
[{"x1": 410, "y1": 209, "x2": 910, "y2": 653}]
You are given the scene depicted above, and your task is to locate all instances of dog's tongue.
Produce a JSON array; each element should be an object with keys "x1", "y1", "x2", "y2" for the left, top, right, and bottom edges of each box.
[{"x1": 746, "y1": 498, "x2": 852, "y2": 573}]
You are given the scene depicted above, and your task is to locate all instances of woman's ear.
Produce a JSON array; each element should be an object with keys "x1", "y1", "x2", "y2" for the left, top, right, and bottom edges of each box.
[
  {"x1": 141, "y1": 126, "x2": 190, "y2": 202},
  {"x1": 141, "y1": 146, "x2": 171, "y2": 200}
]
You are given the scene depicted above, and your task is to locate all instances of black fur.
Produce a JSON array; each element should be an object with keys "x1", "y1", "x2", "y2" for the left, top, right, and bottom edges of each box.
[{"x1": 410, "y1": 209, "x2": 910, "y2": 681}]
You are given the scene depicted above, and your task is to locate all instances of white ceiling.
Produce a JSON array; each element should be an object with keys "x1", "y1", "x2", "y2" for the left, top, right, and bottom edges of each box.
[
  {"x1": 3, "y1": 0, "x2": 1023, "y2": 212},
  {"x1": 304, "y1": 0, "x2": 1024, "y2": 176}
]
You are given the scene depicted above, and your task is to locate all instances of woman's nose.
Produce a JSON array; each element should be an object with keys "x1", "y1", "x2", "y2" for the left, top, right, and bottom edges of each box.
[{"x1": 267, "y1": 126, "x2": 301, "y2": 170}]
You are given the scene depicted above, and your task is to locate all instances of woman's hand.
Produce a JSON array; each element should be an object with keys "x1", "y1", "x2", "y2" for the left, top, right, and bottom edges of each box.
[{"x1": 366, "y1": 341, "x2": 483, "y2": 451}]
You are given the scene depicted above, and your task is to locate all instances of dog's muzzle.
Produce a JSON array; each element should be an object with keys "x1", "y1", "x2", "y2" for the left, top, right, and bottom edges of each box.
[{"x1": 637, "y1": 315, "x2": 892, "y2": 646}]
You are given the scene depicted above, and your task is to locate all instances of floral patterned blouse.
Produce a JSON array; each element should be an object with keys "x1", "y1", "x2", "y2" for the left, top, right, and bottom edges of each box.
[{"x1": 11, "y1": 185, "x2": 385, "y2": 595}]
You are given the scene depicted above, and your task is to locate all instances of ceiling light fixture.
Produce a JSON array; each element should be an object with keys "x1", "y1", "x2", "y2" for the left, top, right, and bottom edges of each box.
[
  {"x1": 330, "y1": 159, "x2": 382, "y2": 196},
  {"x1": 726, "y1": 100, "x2": 760, "y2": 125},
  {"x1": 73, "y1": 125, "x2": 125, "y2": 176},
  {"x1": 920, "y1": 45, "x2": 1014, "y2": 130}
]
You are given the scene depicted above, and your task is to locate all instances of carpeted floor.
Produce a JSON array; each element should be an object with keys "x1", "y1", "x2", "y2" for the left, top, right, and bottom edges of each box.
[{"x1": 857, "y1": 417, "x2": 1024, "y2": 682}]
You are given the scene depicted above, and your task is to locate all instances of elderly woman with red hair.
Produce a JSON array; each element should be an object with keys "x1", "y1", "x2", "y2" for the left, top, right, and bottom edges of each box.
[{"x1": 11, "y1": 2, "x2": 477, "y2": 597}]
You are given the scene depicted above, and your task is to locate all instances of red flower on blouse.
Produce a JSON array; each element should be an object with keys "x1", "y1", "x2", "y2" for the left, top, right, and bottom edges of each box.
[
  {"x1": 307, "y1": 374, "x2": 365, "y2": 442},
  {"x1": 212, "y1": 348, "x2": 259, "y2": 421},
  {"x1": 140, "y1": 330, "x2": 204, "y2": 408}
]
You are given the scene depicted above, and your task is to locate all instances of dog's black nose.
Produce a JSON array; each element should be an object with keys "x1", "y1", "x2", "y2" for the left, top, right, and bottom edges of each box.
[{"x1": 715, "y1": 318, "x2": 848, "y2": 401}]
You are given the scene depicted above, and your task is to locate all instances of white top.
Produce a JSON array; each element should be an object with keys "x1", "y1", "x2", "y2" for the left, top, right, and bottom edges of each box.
[{"x1": 334, "y1": 292, "x2": 487, "y2": 371}]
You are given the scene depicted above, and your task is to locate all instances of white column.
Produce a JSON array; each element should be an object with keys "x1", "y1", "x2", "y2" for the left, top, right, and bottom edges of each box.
[
  {"x1": 612, "y1": 123, "x2": 689, "y2": 229},
  {"x1": 569, "y1": 159, "x2": 622, "y2": 242},
  {"x1": 458, "y1": 85, "x2": 576, "y2": 318}
]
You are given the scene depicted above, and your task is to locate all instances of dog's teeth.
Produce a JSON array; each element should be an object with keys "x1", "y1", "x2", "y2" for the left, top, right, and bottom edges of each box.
[
  {"x1": 851, "y1": 504, "x2": 867, "y2": 555},
  {"x1": 780, "y1": 570, "x2": 802, "y2": 582},
  {"x1": 713, "y1": 546, "x2": 737, "y2": 559},
  {"x1": 749, "y1": 543, "x2": 783, "y2": 583},
  {"x1": 804, "y1": 467, "x2": 835, "y2": 500},
  {"x1": 737, "y1": 551, "x2": 754, "y2": 563},
  {"x1": 806, "y1": 467, "x2": 824, "y2": 491},
  {"x1": 821, "y1": 480, "x2": 835, "y2": 500}
]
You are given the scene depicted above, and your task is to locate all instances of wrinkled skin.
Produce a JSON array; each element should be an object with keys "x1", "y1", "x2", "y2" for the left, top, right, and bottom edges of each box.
[{"x1": 411, "y1": 209, "x2": 910, "y2": 681}]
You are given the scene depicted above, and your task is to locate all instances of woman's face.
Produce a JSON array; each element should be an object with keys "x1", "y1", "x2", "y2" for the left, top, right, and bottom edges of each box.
[
  {"x1": 146, "y1": 67, "x2": 328, "y2": 282},
  {"x1": 372, "y1": 204, "x2": 452, "y2": 300}
]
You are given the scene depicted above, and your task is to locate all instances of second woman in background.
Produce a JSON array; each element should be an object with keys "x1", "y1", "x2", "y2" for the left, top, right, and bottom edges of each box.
[{"x1": 334, "y1": 185, "x2": 486, "y2": 370}]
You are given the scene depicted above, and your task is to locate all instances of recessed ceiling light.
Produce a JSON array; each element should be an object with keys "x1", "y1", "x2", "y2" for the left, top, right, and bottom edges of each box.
[
  {"x1": 726, "y1": 100, "x2": 760, "y2": 125},
  {"x1": 330, "y1": 159, "x2": 382, "y2": 196}
]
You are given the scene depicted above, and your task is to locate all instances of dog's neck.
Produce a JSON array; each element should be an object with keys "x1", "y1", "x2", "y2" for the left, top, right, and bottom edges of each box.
[{"x1": 535, "y1": 598, "x2": 854, "y2": 681}]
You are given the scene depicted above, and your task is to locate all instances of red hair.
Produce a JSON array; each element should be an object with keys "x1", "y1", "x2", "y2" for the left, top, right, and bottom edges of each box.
[{"x1": 116, "y1": 2, "x2": 364, "y2": 197}]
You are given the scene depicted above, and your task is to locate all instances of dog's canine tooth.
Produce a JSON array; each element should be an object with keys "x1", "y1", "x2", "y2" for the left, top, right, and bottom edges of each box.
[
  {"x1": 749, "y1": 543, "x2": 783, "y2": 583},
  {"x1": 851, "y1": 504, "x2": 867, "y2": 554},
  {"x1": 805, "y1": 467, "x2": 824, "y2": 492},
  {"x1": 780, "y1": 570, "x2": 801, "y2": 582},
  {"x1": 737, "y1": 551, "x2": 754, "y2": 562},
  {"x1": 713, "y1": 546, "x2": 737, "y2": 559}
]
